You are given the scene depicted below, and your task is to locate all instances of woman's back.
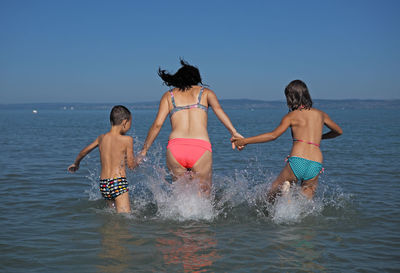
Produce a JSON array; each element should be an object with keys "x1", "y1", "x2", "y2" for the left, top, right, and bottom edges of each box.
[
  {"x1": 167, "y1": 86, "x2": 210, "y2": 141},
  {"x1": 289, "y1": 108, "x2": 324, "y2": 162}
]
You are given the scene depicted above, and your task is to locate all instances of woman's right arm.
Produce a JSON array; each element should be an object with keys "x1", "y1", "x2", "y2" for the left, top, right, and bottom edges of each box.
[
  {"x1": 322, "y1": 112, "x2": 343, "y2": 139},
  {"x1": 140, "y1": 92, "x2": 170, "y2": 157}
]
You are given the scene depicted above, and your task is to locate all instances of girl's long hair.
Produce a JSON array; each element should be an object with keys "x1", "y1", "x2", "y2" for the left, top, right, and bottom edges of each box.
[
  {"x1": 284, "y1": 80, "x2": 313, "y2": 111},
  {"x1": 158, "y1": 59, "x2": 204, "y2": 91}
]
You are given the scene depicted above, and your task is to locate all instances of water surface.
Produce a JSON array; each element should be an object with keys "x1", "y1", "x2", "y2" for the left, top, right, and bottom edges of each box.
[{"x1": 0, "y1": 107, "x2": 399, "y2": 272}]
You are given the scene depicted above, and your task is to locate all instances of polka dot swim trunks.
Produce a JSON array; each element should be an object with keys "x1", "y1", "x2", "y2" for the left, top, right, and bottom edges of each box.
[{"x1": 99, "y1": 177, "x2": 129, "y2": 200}]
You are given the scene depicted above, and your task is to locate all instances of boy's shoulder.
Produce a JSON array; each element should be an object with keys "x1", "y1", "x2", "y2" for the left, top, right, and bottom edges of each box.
[
  {"x1": 121, "y1": 134, "x2": 133, "y2": 140},
  {"x1": 97, "y1": 133, "x2": 106, "y2": 141},
  {"x1": 119, "y1": 134, "x2": 134, "y2": 145},
  {"x1": 99, "y1": 133, "x2": 132, "y2": 143}
]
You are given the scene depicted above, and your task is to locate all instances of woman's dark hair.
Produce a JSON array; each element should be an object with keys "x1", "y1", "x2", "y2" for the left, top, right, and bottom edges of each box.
[
  {"x1": 158, "y1": 59, "x2": 204, "y2": 91},
  {"x1": 284, "y1": 80, "x2": 313, "y2": 111},
  {"x1": 110, "y1": 105, "x2": 131, "y2": 125}
]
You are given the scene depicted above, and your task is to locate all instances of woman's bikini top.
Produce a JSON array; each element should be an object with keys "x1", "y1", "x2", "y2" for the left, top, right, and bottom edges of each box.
[
  {"x1": 169, "y1": 87, "x2": 208, "y2": 116},
  {"x1": 293, "y1": 138, "x2": 320, "y2": 147}
]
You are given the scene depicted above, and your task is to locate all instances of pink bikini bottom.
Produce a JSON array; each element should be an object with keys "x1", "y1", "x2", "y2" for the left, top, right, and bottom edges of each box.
[{"x1": 167, "y1": 138, "x2": 212, "y2": 169}]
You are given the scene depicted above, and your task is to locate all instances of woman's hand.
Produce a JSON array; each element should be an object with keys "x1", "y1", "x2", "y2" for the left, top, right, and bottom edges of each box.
[
  {"x1": 136, "y1": 151, "x2": 147, "y2": 164},
  {"x1": 231, "y1": 132, "x2": 245, "y2": 150}
]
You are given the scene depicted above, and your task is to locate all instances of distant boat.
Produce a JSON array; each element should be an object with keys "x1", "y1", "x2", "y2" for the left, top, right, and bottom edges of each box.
[{"x1": 32, "y1": 110, "x2": 38, "y2": 114}]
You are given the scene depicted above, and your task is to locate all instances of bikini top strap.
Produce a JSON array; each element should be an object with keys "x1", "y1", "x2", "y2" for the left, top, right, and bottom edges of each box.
[
  {"x1": 197, "y1": 87, "x2": 204, "y2": 104},
  {"x1": 169, "y1": 89, "x2": 176, "y2": 108}
]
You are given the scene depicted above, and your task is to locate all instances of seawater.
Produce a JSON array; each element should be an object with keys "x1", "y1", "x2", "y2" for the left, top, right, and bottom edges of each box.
[{"x1": 0, "y1": 107, "x2": 399, "y2": 272}]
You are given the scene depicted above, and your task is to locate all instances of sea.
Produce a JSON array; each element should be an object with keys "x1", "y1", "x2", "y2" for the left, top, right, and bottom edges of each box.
[{"x1": 0, "y1": 100, "x2": 399, "y2": 272}]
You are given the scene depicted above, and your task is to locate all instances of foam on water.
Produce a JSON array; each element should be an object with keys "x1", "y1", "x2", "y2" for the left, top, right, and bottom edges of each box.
[{"x1": 268, "y1": 186, "x2": 323, "y2": 224}]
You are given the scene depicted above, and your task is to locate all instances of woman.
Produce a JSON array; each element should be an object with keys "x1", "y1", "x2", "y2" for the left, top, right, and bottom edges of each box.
[{"x1": 140, "y1": 60, "x2": 242, "y2": 195}]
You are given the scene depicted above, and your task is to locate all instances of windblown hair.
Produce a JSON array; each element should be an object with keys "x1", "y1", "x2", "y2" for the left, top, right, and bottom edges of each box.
[
  {"x1": 284, "y1": 80, "x2": 313, "y2": 111},
  {"x1": 110, "y1": 105, "x2": 131, "y2": 125},
  {"x1": 158, "y1": 59, "x2": 204, "y2": 91}
]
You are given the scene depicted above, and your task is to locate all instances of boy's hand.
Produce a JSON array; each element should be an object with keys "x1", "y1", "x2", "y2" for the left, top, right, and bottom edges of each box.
[
  {"x1": 231, "y1": 136, "x2": 246, "y2": 150},
  {"x1": 68, "y1": 163, "x2": 79, "y2": 173},
  {"x1": 231, "y1": 133, "x2": 245, "y2": 150}
]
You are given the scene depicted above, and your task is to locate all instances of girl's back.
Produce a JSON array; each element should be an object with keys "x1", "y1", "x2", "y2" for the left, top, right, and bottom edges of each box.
[{"x1": 289, "y1": 108, "x2": 324, "y2": 162}]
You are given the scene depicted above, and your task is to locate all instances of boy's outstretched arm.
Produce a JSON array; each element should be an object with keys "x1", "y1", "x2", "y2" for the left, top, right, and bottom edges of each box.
[
  {"x1": 322, "y1": 113, "x2": 343, "y2": 139},
  {"x1": 68, "y1": 137, "x2": 99, "y2": 173},
  {"x1": 126, "y1": 136, "x2": 138, "y2": 170},
  {"x1": 232, "y1": 115, "x2": 291, "y2": 148}
]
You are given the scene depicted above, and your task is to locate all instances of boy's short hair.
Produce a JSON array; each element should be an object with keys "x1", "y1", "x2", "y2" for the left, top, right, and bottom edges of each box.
[{"x1": 110, "y1": 105, "x2": 131, "y2": 125}]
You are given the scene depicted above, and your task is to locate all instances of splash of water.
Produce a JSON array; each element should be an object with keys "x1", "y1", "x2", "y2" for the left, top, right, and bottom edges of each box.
[{"x1": 82, "y1": 138, "x2": 351, "y2": 224}]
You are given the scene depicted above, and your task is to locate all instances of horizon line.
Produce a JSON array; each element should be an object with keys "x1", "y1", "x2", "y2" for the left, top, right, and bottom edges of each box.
[{"x1": 1, "y1": 98, "x2": 399, "y2": 106}]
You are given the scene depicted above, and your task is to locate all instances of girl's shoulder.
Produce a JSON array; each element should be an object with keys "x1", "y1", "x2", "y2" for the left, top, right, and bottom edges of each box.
[
  {"x1": 286, "y1": 107, "x2": 325, "y2": 119},
  {"x1": 310, "y1": 107, "x2": 327, "y2": 117},
  {"x1": 298, "y1": 107, "x2": 325, "y2": 115}
]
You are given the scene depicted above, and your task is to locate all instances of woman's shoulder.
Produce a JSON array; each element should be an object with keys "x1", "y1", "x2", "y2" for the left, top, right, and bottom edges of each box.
[
  {"x1": 161, "y1": 89, "x2": 173, "y2": 98},
  {"x1": 202, "y1": 87, "x2": 215, "y2": 96}
]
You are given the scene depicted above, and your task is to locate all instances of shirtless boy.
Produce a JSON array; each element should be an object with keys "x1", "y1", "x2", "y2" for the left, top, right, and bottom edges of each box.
[{"x1": 68, "y1": 105, "x2": 137, "y2": 213}]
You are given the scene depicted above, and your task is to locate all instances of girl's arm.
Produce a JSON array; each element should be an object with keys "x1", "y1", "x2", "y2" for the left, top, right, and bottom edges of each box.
[
  {"x1": 68, "y1": 137, "x2": 99, "y2": 172},
  {"x1": 126, "y1": 136, "x2": 138, "y2": 170},
  {"x1": 140, "y1": 93, "x2": 169, "y2": 157},
  {"x1": 232, "y1": 115, "x2": 291, "y2": 147},
  {"x1": 207, "y1": 90, "x2": 243, "y2": 148},
  {"x1": 322, "y1": 112, "x2": 343, "y2": 139}
]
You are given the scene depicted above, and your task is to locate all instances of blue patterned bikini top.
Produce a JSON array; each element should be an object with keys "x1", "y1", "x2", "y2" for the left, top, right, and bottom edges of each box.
[{"x1": 169, "y1": 87, "x2": 208, "y2": 116}]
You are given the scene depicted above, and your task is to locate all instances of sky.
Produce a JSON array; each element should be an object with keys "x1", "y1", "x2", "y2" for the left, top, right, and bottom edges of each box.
[{"x1": 1, "y1": 0, "x2": 399, "y2": 103}]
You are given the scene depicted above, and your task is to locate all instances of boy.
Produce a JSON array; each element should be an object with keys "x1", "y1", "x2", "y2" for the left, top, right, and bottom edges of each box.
[{"x1": 68, "y1": 105, "x2": 137, "y2": 213}]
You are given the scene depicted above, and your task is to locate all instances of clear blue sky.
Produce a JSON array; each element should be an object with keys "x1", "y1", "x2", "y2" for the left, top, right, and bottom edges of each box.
[{"x1": 1, "y1": 0, "x2": 399, "y2": 103}]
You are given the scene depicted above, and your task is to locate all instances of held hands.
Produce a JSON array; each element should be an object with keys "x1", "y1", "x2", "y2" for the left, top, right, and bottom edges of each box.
[
  {"x1": 68, "y1": 163, "x2": 79, "y2": 173},
  {"x1": 231, "y1": 135, "x2": 247, "y2": 150},
  {"x1": 230, "y1": 132, "x2": 246, "y2": 150},
  {"x1": 136, "y1": 151, "x2": 148, "y2": 165}
]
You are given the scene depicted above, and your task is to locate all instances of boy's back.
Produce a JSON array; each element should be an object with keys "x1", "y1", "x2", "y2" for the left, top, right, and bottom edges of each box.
[{"x1": 98, "y1": 132, "x2": 134, "y2": 179}]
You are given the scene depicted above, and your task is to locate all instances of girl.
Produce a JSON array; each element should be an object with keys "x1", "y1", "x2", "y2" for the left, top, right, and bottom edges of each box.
[{"x1": 232, "y1": 80, "x2": 342, "y2": 201}]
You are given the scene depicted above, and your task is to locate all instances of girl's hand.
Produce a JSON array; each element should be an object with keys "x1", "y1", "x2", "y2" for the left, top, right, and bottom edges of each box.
[
  {"x1": 231, "y1": 133, "x2": 245, "y2": 150},
  {"x1": 68, "y1": 163, "x2": 79, "y2": 173}
]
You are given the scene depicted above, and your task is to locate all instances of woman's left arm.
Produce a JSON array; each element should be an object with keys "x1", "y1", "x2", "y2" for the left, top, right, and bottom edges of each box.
[
  {"x1": 207, "y1": 90, "x2": 240, "y2": 136},
  {"x1": 207, "y1": 90, "x2": 244, "y2": 148}
]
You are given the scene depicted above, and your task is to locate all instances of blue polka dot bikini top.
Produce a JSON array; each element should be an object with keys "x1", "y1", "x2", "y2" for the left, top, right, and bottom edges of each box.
[{"x1": 169, "y1": 87, "x2": 208, "y2": 117}]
